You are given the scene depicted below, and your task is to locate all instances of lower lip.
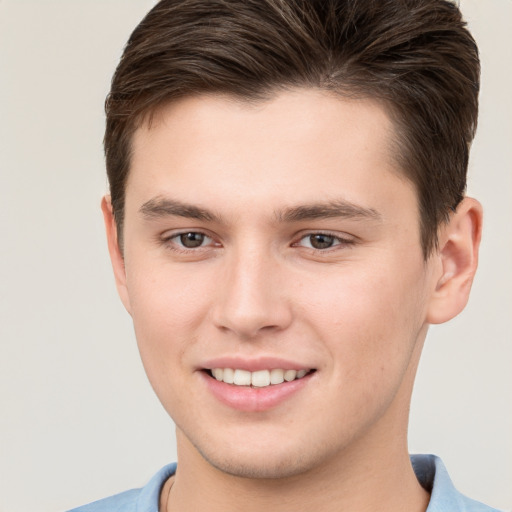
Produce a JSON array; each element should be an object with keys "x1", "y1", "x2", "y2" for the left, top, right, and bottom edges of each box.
[{"x1": 201, "y1": 371, "x2": 313, "y2": 412}]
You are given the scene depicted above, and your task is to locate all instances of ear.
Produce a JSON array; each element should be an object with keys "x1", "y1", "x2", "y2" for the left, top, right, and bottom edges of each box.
[
  {"x1": 426, "y1": 197, "x2": 483, "y2": 324},
  {"x1": 101, "y1": 195, "x2": 132, "y2": 315}
]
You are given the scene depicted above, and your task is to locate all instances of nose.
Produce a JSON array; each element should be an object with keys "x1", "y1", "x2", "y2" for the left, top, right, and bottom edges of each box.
[{"x1": 211, "y1": 246, "x2": 293, "y2": 339}]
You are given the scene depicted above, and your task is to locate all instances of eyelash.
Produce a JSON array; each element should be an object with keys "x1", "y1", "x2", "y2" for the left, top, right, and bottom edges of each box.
[
  {"x1": 161, "y1": 231, "x2": 217, "y2": 253},
  {"x1": 293, "y1": 232, "x2": 356, "y2": 251},
  {"x1": 160, "y1": 230, "x2": 355, "y2": 254}
]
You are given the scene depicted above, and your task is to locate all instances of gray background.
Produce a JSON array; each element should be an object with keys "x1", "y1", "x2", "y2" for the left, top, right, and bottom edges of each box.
[{"x1": 0, "y1": 1, "x2": 510, "y2": 510}]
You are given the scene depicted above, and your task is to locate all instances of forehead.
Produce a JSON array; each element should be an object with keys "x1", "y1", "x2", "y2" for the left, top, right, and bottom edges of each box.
[
  {"x1": 126, "y1": 89, "x2": 415, "y2": 222},
  {"x1": 137, "y1": 89, "x2": 395, "y2": 157}
]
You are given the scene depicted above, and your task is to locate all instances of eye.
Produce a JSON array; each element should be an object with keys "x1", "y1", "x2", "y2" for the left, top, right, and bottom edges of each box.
[
  {"x1": 296, "y1": 233, "x2": 353, "y2": 250},
  {"x1": 170, "y1": 232, "x2": 213, "y2": 249},
  {"x1": 305, "y1": 234, "x2": 336, "y2": 250}
]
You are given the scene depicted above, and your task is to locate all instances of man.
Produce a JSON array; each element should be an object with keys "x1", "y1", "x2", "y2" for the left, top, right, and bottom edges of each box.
[{"x1": 69, "y1": 0, "x2": 499, "y2": 510}]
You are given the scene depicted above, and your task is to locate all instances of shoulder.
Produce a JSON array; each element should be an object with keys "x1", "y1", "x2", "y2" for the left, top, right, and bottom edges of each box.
[
  {"x1": 411, "y1": 454, "x2": 503, "y2": 512},
  {"x1": 66, "y1": 489, "x2": 140, "y2": 512},
  {"x1": 66, "y1": 463, "x2": 177, "y2": 512}
]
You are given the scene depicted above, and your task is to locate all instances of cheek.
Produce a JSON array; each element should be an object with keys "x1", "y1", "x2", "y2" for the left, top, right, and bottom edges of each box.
[
  {"x1": 303, "y1": 257, "x2": 428, "y2": 376},
  {"x1": 127, "y1": 275, "x2": 209, "y2": 419},
  {"x1": 128, "y1": 257, "x2": 213, "y2": 329},
  {"x1": 125, "y1": 262, "x2": 214, "y2": 383}
]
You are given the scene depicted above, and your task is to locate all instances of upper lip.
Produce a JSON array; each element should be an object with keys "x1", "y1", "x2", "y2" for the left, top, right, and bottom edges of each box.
[{"x1": 200, "y1": 356, "x2": 314, "y2": 372}]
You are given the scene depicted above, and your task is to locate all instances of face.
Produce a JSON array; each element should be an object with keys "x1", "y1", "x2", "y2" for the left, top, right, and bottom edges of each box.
[{"x1": 113, "y1": 89, "x2": 441, "y2": 479}]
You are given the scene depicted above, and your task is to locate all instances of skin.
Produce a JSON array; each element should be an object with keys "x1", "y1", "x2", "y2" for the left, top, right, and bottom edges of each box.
[{"x1": 103, "y1": 89, "x2": 482, "y2": 511}]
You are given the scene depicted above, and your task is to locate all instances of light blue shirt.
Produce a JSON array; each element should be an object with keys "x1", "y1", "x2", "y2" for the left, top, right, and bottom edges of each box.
[{"x1": 67, "y1": 454, "x2": 501, "y2": 512}]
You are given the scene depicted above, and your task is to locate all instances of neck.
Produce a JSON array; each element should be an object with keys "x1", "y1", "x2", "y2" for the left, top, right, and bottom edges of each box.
[{"x1": 167, "y1": 423, "x2": 429, "y2": 512}]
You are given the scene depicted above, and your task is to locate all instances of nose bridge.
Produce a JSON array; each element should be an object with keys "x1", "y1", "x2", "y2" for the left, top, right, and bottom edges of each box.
[{"x1": 212, "y1": 240, "x2": 291, "y2": 338}]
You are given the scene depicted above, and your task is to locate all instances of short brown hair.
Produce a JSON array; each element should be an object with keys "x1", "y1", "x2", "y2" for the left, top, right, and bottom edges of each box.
[{"x1": 105, "y1": 0, "x2": 480, "y2": 256}]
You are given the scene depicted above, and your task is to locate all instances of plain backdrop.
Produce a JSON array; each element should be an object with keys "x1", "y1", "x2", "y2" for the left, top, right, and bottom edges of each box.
[{"x1": 0, "y1": 1, "x2": 510, "y2": 511}]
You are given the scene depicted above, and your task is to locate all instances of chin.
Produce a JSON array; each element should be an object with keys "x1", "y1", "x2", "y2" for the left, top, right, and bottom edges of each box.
[
  {"x1": 189, "y1": 431, "x2": 328, "y2": 480},
  {"x1": 202, "y1": 450, "x2": 311, "y2": 480}
]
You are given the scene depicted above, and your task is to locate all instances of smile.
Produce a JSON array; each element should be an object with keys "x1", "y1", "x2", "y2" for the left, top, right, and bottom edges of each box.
[{"x1": 209, "y1": 368, "x2": 313, "y2": 387}]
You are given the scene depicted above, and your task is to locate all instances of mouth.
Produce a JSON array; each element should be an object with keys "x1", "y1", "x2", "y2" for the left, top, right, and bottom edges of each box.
[{"x1": 206, "y1": 368, "x2": 316, "y2": 388}]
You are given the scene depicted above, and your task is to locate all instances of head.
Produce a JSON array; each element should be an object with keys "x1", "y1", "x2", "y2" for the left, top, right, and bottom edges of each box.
[
  {"x1": 101, "y1": 0, "x2": 482, "y2": 482},
  {"x1": 105, "y1": 0, "x2": 480, "y2": 257}
]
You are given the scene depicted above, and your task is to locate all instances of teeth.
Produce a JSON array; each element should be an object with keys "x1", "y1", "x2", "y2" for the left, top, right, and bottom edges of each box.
[
  {"x1": 270, "y1": 368, "x2": 284, "y2": 385},
  {"x1": 284, "y1": 369, "x2": 297, "y2": 382},
  {"x1": 212, "y1": 368, "x2": 223, "y2": 381},
  {"x1": 233, "y1": 369, "x2": 252, "y2": 386},
  {"x1": 251, "y1": 370, "x2": 270, "y2": 387},
  {"x1": 223, "y1": 367, "x2": 234, "y2": 384},
  {"x1": 210, "y1": 368, "x2": 311, "y2": 387}
]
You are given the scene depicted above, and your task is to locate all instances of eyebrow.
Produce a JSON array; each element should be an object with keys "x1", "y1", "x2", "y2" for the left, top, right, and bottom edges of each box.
[
  {"x1": 277, "y1": 199, "x2": 382, "y2": 223},
  {"x1": 139, "y1": 196, "x2": 382, "y2": 224},
  {"x1": 139, "y1": 197, "x2": 221, "y2": 222}
]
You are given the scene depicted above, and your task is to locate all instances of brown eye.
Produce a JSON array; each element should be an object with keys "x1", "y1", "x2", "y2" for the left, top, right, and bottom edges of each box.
[
  {"x1": 178, "y1": 232, "x2": 207, "y2": 248},
  {"x1": 295, "y1": 232, "x2": 354, "y2": 251},
  {"x1": 308, "y1": 234, "x2": 336, "y2": 249}
]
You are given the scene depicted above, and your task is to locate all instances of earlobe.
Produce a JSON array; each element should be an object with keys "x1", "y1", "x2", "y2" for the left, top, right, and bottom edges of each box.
[
  {"x1": 101, "y1": 196, "x2": 132, "y2": 315},
  {"x1": 426, "y1": 197, "x2": 483, "y2": 325}
]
